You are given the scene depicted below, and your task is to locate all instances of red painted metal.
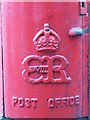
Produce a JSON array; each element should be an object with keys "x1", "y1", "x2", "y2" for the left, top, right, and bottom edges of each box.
[
  {"x1": 88, "y1": 1, "x2": 90, "y2": 118},
  {"x1": 2, "y1": 2, "x2": 88, "y2": 118},
  {"x1": 0, "y1": 6, "x2": 3, "y2": 116}
]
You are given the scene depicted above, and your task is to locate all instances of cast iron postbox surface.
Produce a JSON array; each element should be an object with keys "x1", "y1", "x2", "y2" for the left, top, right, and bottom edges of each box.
[
  {"x1": 0, "y1": 10, "x2": 3, "y2": 116},
  {"x1": 2, "y1": 2, "x2": 88, "y2": 118}
]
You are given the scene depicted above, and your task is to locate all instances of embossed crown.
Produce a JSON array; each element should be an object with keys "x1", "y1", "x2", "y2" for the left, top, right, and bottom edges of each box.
[{"x1": 33, "y1": 23, "x2": 61, "y2": 52}]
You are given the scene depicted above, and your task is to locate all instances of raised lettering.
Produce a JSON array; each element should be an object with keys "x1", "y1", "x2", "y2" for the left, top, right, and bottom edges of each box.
[
  {"x1": 31, "y1": 98, "x2": 38, "y2": 108},
  {"x1": 61, "y1": 97, "x2": 67, "y2": 107},
  {"x1": 47, "y1": 95, "x2": 80, "y2": 108},
  {"x1": 25, "y1": 98, "x2": 31, "y2": 108},
  {"x1": 12, "y1": 97, "x2": 18, "y2": 106},
  {"x1": 75, "y1": 95, "x2": 79, "y2": 105},
  {"x1": 48, "y1": 98, "x2": 55, "y2": 108},
  {"x1": 55, "y1": 98, "x2": 61, "y2": 108},
  {"x1": 69, "y1": 96, "x2": 75, "y2": 105},
  {"x1": 12, "y1": 97, "x2": 38, "y2": 108},
  {"x1": 18, "y1": 98, "x2": 24, "y2": 107}
]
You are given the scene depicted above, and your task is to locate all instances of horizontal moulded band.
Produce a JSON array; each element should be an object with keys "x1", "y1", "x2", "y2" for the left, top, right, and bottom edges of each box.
[{"x1": 0, "y1": 0, "x2": 88, "y2": 2}]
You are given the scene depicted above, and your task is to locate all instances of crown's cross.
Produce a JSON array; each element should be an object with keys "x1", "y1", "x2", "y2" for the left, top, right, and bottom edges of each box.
[{"x1": 44, "y1": 23, "x2": 50, "y2": 38}]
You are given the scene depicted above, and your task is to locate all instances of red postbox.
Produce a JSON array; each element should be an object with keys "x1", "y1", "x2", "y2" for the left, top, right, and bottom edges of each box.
[
  {"x1": 1, "y1": 1, "x2": 89, "y2": 118},
  {"x1": 0, "y1": 8, "x2": 3, "y2": 117}
]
